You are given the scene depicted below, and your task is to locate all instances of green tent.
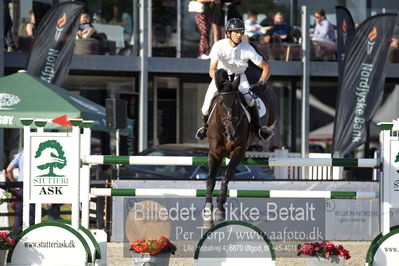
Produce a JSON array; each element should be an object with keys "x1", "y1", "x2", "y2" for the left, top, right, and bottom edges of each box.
[{"x1": 0, "y1": 72, "x2": 132, "y2": 133}]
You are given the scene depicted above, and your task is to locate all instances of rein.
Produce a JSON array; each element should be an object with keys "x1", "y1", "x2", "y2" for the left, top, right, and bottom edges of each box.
[
  {"x1": 218, "y1": 91, "x2": 239, "y2": 96},
  {"x1": 217, "y1": 92, "x2": 244, "y2": 140}
]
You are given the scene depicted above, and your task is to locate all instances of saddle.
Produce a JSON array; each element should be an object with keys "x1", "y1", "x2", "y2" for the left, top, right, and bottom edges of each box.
[{"x1": 208, "y1": 90, "x2": 267, "y2": 126}]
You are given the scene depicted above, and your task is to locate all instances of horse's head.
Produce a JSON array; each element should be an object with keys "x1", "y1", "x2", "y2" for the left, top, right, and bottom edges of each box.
[{"x1": 214, "y1": 69, "x2": 242, "y2": 142}]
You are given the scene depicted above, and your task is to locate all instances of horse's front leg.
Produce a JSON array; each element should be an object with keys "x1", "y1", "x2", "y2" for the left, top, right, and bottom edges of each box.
[
  {"x1": 203, "y1": 152, "x2": 222, "y2": 229},
  {"x1": 215, "y1": 148, "x2": 245, "y2": 222}
]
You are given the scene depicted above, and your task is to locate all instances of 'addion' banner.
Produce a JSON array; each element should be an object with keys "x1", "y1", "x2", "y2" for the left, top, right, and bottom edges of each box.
[
  {"x1": 27, "y1": 2, "x2": 83, "y2": 86},
  {"x1": 332, "y1": 14, "x2": 397, "y2": 157}
]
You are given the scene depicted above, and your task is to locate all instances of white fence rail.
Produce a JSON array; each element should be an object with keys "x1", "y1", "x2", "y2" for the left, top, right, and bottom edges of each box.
[{"x1": 246, "y1": 150, "x2": 343, "y2": 180}]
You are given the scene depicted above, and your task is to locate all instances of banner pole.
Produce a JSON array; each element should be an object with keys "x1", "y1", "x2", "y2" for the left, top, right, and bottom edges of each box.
[{"x1": 301, "y1": 6, "x2": 310, "y2": 179}]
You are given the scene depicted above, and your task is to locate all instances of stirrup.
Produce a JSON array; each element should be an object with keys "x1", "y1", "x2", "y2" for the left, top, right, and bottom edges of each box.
[
  {"x1": 258, "y1": 127, "x2": 274, "y2": 141},
  {"x1": 195, "y1": 127, "x2": 207, "y2": 140}
]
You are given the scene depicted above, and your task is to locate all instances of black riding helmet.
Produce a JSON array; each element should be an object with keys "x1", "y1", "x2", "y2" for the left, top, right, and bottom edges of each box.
[
  {"x1": 225, "y1": 18, "x2": 245, "y2": 45},
  {"x1": 225, "y1": 18, "x2": 245, "y2": 32}
]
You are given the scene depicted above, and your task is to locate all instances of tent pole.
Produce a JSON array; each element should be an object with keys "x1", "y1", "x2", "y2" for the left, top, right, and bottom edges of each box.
[{"x1": 116, "y1": 129, "x2": 120, "y2": 179}]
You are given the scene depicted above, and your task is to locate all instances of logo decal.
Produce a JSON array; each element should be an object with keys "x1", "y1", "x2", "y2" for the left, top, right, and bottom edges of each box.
[
  {"x1": 35, "y1": 140, "x2": 67, "y2": 177},
  {"x1": 342, "y1": 19, "x2": 347, "y2": 33},
  {"x1": 367, "y1": 26, "x2": 377, "y2": 55},
  {"x1": 394, "y1": 153, "x2": 399, "y2": 191},
  {"x1": 0, "y1": 93, "x2": 20, "y2": 110},
  {"x1": 55, "y1": 13, "x2": 67, "y2": 41}
]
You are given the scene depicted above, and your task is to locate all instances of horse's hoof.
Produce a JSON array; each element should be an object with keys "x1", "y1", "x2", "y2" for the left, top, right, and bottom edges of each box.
[
  {"x1": 203, "y1": 219, "x2": 214, "y2": 230},
  {"x1": 214, "y1": 208, "x2": 226, "y2": 222},
  {"x1": 203, "y1": 202, "x2": 213, "y2": 225}
]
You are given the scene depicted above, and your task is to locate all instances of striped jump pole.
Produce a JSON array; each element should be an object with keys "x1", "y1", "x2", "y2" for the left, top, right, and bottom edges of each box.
[
  {"x1": 90, "y1": 188, "x2": 378, "y2": 199},
  {"x1": 82, "y1": 155, "x2": 380, "y2": 168}
]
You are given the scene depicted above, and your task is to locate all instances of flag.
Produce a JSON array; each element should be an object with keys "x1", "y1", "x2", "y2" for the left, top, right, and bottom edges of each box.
[
  {"x1": 335, "y1": 6, "x2": 355, "y2": 77},
  {"x1": 332, "y1": 14, "x2": 397, "y2": 157},
  {"x1": 27, "y1": 2, "x2": 84, "y2": 86},
  {"x1": 52, "y1": 115, "x2": 73, "y2": 126}
]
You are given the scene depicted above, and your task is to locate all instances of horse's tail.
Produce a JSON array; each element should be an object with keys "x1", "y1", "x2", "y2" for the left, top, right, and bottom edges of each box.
[{"x1": 264, "y1": 81, "x2": 278, "y2": 128}]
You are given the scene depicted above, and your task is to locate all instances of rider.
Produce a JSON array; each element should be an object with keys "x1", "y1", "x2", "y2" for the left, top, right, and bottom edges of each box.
[{"x1": 195, "y1": 17, "x2": 273, "y2": 141}]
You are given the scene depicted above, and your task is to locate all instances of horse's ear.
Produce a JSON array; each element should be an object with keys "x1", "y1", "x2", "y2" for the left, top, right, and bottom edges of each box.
[
  {"x1": 232, "y1": 75, "x2": 240, "y2": 90},
  {"x1": 215, "y1": 69, "x2": 228, "y2": 92}
]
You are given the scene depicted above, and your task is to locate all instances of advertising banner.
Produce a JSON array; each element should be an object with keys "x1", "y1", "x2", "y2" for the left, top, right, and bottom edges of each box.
[
  {"x1": 335, "y1": 6, "x2": 355, "y2": 77},
  {"x1": 121, "y1": 197, "x2": 325, "y2": 259},
  {"x1": 27, "y1": 2, "x2": 84, "y2": 86},
  {"x1": 30, "y1": 135, "x2": 79, "y2": 203},
  {"x1": 332, "y1": 14, "x2": 397, "y2": 157}
]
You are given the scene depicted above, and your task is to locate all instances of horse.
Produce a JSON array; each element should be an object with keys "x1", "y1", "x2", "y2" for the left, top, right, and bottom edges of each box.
[{"x1": 203, "y1": 68, "x2": 277, "y2": 229}]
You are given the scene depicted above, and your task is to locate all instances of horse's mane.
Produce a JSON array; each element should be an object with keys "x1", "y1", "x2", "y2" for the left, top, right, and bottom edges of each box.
[{"x1": 214, "y1": 69, "x2": 240, "y2": 93}]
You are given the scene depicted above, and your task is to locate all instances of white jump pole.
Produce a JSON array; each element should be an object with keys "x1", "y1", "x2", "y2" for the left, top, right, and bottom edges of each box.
[
  {"x1": 90, "y1": 188, "x2": 378, "y2": 200},
  {"x1": 379, "y1": 122, "x2": 394, "y2": 235},
  {"x1": 82, "y1": 155, "x2": 379, "y2": 168},
  {"x1": 80, "y1": 122, "x2": 92, "y2": 228}
]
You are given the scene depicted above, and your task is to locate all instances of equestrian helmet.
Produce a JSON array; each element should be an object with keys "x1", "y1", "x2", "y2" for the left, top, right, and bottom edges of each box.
[{"x1": 225, "y1": 18, "x2": 245, "y2": 32}]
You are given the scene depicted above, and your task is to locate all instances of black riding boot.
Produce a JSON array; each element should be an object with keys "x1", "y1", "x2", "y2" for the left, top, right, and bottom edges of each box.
[
  {"x1": 195, "y1": 115, "x2": 209, "y2": 140},
  {"x1": 248, "y1": 105, "x2": 274, "y2": 141}
]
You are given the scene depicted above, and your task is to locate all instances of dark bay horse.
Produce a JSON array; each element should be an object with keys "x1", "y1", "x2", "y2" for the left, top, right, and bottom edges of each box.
[
  {"x1": 203, "y1": 69, "x2": 276, "y2": 228},
  {"x1": 203, "y1": 69, "x2": 276, "y2": 229}
]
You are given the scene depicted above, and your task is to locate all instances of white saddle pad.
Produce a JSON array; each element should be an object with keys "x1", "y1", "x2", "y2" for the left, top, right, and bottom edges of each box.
[{"x1": 255, "y1": 98, "x2": 267, "y2": 117}]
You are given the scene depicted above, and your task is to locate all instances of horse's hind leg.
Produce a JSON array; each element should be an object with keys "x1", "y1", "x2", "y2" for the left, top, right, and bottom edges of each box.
[{"x1": 203, "y1": 153, "x2": 222, "y2": 229}]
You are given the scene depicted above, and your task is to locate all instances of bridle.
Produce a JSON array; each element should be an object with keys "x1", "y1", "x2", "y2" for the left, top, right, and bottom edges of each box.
[{"x1": 218, "y1": 91, "x2": 244, "y2": 141}]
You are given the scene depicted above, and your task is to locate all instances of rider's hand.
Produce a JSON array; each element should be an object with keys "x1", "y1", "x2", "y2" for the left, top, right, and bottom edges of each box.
[{"x1": 251, "y1": 80, "x2": 267, "y2": 95}]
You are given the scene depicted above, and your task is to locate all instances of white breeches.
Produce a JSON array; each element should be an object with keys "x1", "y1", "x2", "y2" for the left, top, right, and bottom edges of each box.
[{"x1": 201, "y1": 73, "x2": 255, "y2": 116}]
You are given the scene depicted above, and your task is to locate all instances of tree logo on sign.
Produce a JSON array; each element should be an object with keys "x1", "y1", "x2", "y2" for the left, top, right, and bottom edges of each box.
[{"x1": 35, "y1": 140, "x2": 67, "y2": 177}]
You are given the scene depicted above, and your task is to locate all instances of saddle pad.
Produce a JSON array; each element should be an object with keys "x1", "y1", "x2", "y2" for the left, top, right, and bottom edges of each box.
[
  {"x1": 255, "y1": 97, "x2": 267, "y2": 118},
  {"x1": 208, "y1": 98, "x2": 266, "y2": 123}
]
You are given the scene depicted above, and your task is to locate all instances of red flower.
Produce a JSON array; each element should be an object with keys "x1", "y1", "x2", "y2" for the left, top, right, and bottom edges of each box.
[
  {"x1": 0, "y1": 231, "x2": 15, "y2": 249},
  {"x1": 325, "y1": 242, "x2": 335, "y2": 250},
  {"x1": 325, "y1": 251, "x2": 331, "y2": 259},
  {"x1": 297, "y1": 241, "x2": 351, "y2": 260},
  {"x1": 130, "y1": 236, "x2": 176, "y2": 255}
]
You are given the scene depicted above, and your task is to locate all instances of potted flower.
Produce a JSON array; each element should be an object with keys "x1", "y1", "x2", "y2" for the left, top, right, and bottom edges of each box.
[
  {"x1": 297, "y1": 241, "x2": 351, "y2": 266},
  {"x1": 130, "y1": 236, "x2": 176, "y2": 266},
  {"x1": 0, "y1": 232, "x2": 15, "y2": 265}
]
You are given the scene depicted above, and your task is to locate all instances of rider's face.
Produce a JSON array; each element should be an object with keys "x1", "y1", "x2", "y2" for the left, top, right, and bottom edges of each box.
[{"x1": 228, "y1": 30, "x2": 244, "y2": 44}]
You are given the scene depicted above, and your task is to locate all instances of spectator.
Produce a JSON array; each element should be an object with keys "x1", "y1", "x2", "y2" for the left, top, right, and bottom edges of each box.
[
  {"x1": 195, "y1": 1, "x2": 213, "y2": 59},
  {"x1": 109, "y1": 5, "x2": 133, "y2": 43},
  {"x1": 244, "y1": 10, "x2": 272, "y2": 44},
  {"x1": 32, "y1": 0, "x2": 53, "y2": 29},
  {"x1": 312, "y1": 9, "x2": 337, "y2": 58},
  {"x1": 211, "y1": 1, "x2": 224, "y2": 42},
  {"x1": 6, "y1": 151, "x2": 62, "y2": 232},
  {"x1": 19, "y1": 10, "x2": 36, "y2": 37},
  {"x1": 271, "y1": 12, "x2": 291, "y2": 42},
  {"x1": 211, "y1": 0, "x2": 241, "y2": 43},
  {"x1": 78, "y1": 12, "x2": 96, "y2": 39},
  {"x1": 5, "y1": 152, "x2": 33, "y2": 236},
  {"x1": 77, "y1": 12, "x2": 108, "y2": 52},
  {"x1": 3, "y1": 0, "x2": 17, "y2": 52},
  {"x1": 224, "y1": 0, "x2": 241, "y2": 20}
]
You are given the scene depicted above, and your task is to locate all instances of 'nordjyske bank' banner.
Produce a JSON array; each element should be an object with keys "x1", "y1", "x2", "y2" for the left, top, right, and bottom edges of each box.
[
  {"x1": 332, "y1": 14, "x2": 397, "y2": 157},
  {"x1": 335, "y1": 6, "x2": 355, "y2": 77},
  {"x1": 27, "y1": 2, "x2": 84, "y2": 86}
]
